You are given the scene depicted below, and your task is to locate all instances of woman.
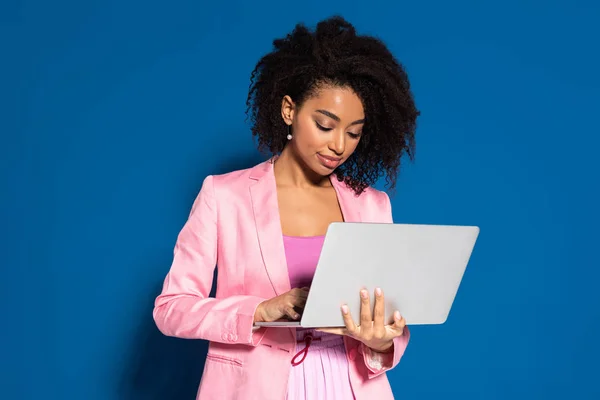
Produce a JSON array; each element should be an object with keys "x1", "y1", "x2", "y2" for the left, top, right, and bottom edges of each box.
[{"x1": 153, "y1": 16, "x2": 419, "y2": 400}]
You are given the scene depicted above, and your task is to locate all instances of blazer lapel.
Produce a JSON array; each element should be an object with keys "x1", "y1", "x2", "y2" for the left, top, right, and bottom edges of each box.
[
  {"x1": 330, "y1": 176, "x2": 362, "y2": 223},
  {"x1": 249, "y1": 160, "x2": 291, "y2": 296}
]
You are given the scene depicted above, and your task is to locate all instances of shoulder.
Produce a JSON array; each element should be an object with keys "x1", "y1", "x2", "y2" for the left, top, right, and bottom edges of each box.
[
  {"x1": 358, "y1": 186, "x2": 392, "y2": 222},
  {"x1": 335, "y1": 177, "x2": 391, "y2": 208},
  {"x1": 359, "y1": 186, "x2": 391, "y2": 206},
  {"x1": 212, "y1": 166, "x2": 254, "y2": 189},
  {"x1": 334, "y1": 178, "x2": 393, "y2": 222},
  {"x1": 195, "y1": 167, "x2": 251, "y2": 196},
  {"x1": 198, "y1": 159, "x2": 269, "y2": 201}
]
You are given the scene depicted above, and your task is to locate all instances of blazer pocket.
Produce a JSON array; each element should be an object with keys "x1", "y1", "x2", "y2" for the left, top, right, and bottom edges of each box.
[{"x1": 206, "y1": 353, "x2": 243, "y2": 367}]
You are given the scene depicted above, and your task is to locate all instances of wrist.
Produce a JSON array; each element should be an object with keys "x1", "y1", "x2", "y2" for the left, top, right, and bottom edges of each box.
[
  {"x1": 253, "y1": 302, "x2": 266, "y2": 323},
  {"x1": 370, "y1": 341, "x2": 394, "y2": 354}
]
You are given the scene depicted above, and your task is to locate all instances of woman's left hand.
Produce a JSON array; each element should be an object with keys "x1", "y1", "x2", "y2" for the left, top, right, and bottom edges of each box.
[{"x1": 316, "y1": 288, "x2": 406, "y2": 353}]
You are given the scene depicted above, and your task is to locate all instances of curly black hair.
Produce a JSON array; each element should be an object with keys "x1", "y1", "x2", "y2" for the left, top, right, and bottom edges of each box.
[{"x1": 245, "y1": 16, "x2": 419, "y2": 195}]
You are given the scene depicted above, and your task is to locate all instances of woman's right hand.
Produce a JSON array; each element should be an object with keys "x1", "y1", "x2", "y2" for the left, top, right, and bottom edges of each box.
[{"x1": 254, "y1": 287, "x2": 310, "y2": 323}]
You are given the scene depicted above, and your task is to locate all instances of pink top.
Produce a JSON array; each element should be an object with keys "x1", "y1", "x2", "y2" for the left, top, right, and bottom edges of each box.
[{"x1": 283, "y1": 235, "x2": 325, "y2": 289}]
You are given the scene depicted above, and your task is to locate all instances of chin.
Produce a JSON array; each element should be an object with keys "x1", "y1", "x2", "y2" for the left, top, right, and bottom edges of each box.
[{"x1": 316, "y1": 163, "x2": 340, "y2": 177}]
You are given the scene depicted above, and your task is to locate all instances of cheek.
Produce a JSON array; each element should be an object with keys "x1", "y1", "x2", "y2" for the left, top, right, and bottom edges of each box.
[
  {"x1": 345, "y1": 139, "x2": 361, "y2": 157},
  {"x1": 296, "y1": 124, "x2": 324, "y2": 150}
]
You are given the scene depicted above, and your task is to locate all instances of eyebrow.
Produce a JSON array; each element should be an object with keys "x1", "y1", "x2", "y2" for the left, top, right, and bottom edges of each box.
[{"x1": 316, "y1": 109, "x2": 365, "y2": 126}]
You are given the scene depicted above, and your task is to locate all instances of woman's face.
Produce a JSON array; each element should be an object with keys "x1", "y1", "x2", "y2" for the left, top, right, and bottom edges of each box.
[{"x1": 281, "y1": 85, "x2": 365, "y2": 176}]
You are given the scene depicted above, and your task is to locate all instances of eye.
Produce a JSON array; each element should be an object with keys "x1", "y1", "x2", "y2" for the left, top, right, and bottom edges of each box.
[
  {"x1": 315, "y1": 122, "x2": 333, "y2": 131},
  {"x1": 348, "y1": 132, "x2": 361, "y2": 139}
]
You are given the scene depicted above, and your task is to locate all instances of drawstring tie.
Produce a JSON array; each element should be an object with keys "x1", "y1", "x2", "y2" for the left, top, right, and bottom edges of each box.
[{"x1": 291, "y1": 332, "x2": 321, "y2": 366}]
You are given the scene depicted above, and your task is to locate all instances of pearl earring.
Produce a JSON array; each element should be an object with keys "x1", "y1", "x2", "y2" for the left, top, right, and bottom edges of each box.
[{"x1": 287, "y1": 125, "x2": 292, "y2": 140}]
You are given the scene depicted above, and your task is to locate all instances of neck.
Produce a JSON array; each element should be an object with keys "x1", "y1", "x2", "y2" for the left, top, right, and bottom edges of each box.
[{"x1": 274, "y1": 146, "x2": 332, "y2": 188}]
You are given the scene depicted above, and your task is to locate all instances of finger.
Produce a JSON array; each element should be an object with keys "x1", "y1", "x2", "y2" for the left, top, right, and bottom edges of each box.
[
  {"x1": 341, "y1": 304, "x2": 357, "y2": 334},
  {"x1": 293, "y1": 305, "x2": 305, "y2": 315},
  {"x1": 293, "y1": 296, "x2": 308, "y2": 310},
  {"x1": 294, "y1": 289, "x2": 309, "y2": 299},
  {"x1": 285, "y1": 307, "x2": 300, "y2": 320},
  {"x1": 391, "y1": 311, "x2": 406, "y2": 334},
  {"x1": 315, "y1": 327, "x2": 347, "y2": 335},
  {"x1": 359, "y1": 289, "x2": 372, "y2": 330},
  {"x1": 373, "y1": 287, "x2": 385, "y2": 328}
]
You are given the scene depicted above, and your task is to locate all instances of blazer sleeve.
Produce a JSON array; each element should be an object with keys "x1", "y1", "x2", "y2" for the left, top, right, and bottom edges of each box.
[
  {"x1": 360, "y1": 190, "x2": 411, "y2": 378},
  {"x1": 153, "y1": 175, "x2": 266, "y2": 346}
]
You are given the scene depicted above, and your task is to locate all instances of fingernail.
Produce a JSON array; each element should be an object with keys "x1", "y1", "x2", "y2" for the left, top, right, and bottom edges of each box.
[
  {"x1": 375, "y1": 287, "x2": 382, "y2": 296},
  {"x1": 294, "y1": 314, "x2": 300, "y2": 319},
  {"x1": 394, "y1": 311, "x2": 401, "y2": 320},
  {"x1": 361, "y1": 290, "x2": 368, "y2": 299},
  {"x1": 341, "y1": 305, "x2": 349, "y2": 314}
]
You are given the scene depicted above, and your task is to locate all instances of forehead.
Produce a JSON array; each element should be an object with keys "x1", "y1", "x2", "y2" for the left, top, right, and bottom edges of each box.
[{"x1": 301, "y1": 86, "x2": 364, "y2": 120}]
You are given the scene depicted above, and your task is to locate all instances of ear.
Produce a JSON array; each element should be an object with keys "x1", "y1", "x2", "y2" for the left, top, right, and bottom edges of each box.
[{"x1": 281, "y1": 95, "x2": 295, "y2": 126}]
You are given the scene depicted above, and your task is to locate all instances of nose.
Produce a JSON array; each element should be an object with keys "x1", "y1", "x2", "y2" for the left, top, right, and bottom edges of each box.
[{"x1": 328, "y1": 130, "x2": 345, "y2": 156}]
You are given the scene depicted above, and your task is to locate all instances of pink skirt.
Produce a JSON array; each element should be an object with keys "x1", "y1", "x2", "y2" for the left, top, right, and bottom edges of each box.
[{"x1": 286, "y1": 329, "x2": 355, "y2": 399}]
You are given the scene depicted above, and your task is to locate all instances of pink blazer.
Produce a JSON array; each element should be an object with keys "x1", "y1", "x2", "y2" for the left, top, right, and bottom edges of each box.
[{"x1": 153, "y1": 159, "x2": 410, "y2": 400}]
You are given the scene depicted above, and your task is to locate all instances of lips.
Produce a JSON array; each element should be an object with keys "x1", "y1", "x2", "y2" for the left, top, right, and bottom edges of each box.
[{"x1": 316, "y1": 153, "x2": 342, "y2": 169}]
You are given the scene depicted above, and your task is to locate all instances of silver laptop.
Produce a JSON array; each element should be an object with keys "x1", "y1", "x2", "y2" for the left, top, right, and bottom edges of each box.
[{"x1": 254, "y1": 222, "x2": 480, "y2": 328}]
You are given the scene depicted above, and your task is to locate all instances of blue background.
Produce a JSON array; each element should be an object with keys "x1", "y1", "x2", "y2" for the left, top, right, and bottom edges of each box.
[{"x1": 2, "y1": 0, "x2": 599, "y2": 399}]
